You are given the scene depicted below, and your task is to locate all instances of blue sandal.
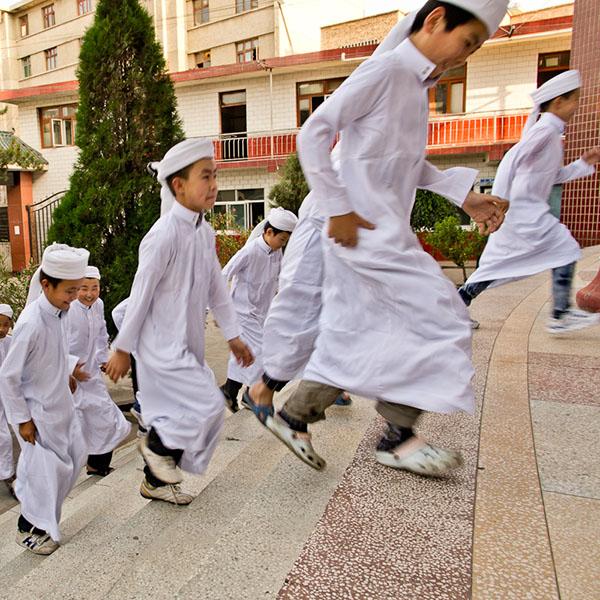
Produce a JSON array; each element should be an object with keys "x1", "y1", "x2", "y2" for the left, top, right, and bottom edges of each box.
[
  {"x1": 334, "y1": 393, "x2": 352, "y2": 406},
  {"x1": 241, "y1": 390, "x2": 274, "y2": 426}
]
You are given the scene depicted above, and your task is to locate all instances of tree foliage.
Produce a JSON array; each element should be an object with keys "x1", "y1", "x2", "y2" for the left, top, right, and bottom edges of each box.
[
  {"x1": 48, "y1": 0, "x2": 184, "y2": 333},
  {"x1": 411, "y1": 189, "x2": 459, "y2": 231},
  {"x1": 268, "y1": 153, "x2": 309, "y2": 215}
]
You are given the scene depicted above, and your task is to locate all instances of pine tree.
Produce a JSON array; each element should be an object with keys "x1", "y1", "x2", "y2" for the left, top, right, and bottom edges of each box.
[
  {"x1": 268, "y1": 153, "x2": 309, "y2": 215},
  {"x1": 48, "y1": 0, "x2": 184, "y2": 332}
]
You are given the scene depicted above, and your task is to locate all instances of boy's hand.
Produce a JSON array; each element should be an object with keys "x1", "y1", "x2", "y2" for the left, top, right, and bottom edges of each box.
[
  {"x1": 69, "y1": 375, "x2": 78, "y2": 394},
  {"x1": 19, "y1": 419, "x2": 36, "y2": 445},
  {"x1": 228, "y1": 337, "x2": 254, "y2": 368},
  {"x1": 582, "y1": 148, "x2": 600, "y2": 165},
  {"x1": 73, "y1": 363, "x2": 91, "y2": 382},
  {"x1": 328, "y1": 212, "x2": 375, "y2": 248},
  {"x1": 105, "y1": 350, "x2": 131, "y2": 383},
  {"x1": 462, "y1": 192, "x2": 509, "y2": 235}
]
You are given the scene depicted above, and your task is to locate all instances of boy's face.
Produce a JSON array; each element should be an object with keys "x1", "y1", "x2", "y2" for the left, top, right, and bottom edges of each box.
[
  {"x1": 78, "y1": 278, "x2": 100, "y2": 307},
  {"x1": 418, "y1": 8, "x2": 489, "y2": 78},
  {"x1": 0, "y1": 315, "x2": 11, "y2": 339},
  {"x1": 172, "y1": 158, "x2": 218, "y2": 213},
  {"x1": 42, "y1": 278, "x2": 84, "y2": 311},
  {"x1": 551, "y1": 89, "x2": 581, "y2": 123},
  {"x1": 264, "y1": 229, "x2": 291, "y2": 251}
]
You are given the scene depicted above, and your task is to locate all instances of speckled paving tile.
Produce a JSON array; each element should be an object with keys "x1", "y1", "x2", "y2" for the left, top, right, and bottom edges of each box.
[
  {"x1": 531, "y1": 400, "x2": 600, "y2": 499},
  {"x1": 544, "y1": 491, "x2": 600, "y2": 600}
]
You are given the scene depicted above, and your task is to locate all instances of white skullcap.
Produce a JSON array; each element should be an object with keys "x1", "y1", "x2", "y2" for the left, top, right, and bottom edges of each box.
[
  {"x1": 266, "y1": 207, "x2": 298, "y2": 232},
  {"x1": 524, "y1": 70, "x2": 581, "y2": 133},
  {"x1": 0, "y1": 304, "x2": 13, "y2": 319},
  {"x1": 41, "y1": 243, "x2": 89, "y2": 280},
  {"x1": 445, "y1": 0, "x2": 508, "y2": 36},
  {"x1": 148, "y1": 138, "x2": 215, "y2": 216},
  {"x1": 84, "y1": 266, "x2": 101, "y2": 280}
]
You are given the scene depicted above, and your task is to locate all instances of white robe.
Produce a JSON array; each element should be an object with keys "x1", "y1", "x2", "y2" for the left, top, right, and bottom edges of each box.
[
  {"x1": 0, "y1": 294, "x2": 86, "y2": 541},
  {"x1": 464, "y1": 112, "x2": 594, "y2": 287},
  {"x1": 114, "y1": 200, "x2": 240, "y2": 474},
  {"x1": 223, "y1": 236, "x2": 281, "y2": 385},
  {"x1": 297, "y1": 39, "x2": 477, "y2": 414},
  {"x1": 67, "y1": 299, "x2": 131, "y2": 455},
  {"x1": 0, "y1": 336, "x2": 15, "y2": 479}
]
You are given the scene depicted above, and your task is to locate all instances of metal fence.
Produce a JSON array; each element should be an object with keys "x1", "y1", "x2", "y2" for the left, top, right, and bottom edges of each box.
[{"x1": 27, "y1": 191, "x2": 66, "y2": 264}]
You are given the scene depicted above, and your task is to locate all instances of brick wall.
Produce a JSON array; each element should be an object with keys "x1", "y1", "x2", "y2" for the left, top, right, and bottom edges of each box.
[
  {"x1": 321, "y1": 11, "x2": 399, "y2": 50},
  {"x1": 562, "y1": 0, "x2": 600, "y2": 246}
]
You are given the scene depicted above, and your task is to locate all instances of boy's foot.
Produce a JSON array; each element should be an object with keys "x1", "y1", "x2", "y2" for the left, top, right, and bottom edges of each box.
[
  {"x1": 334, "y1": 392, "x2": 352, "y2": 406},
  {"x1": 140, "y1": 479, "x2": 194, "y2": 505},
  {"x1": 16, "y1": 530, "x2": 59, "y2": 555},
  {"x1": 3, "y1": 476, "x2": 16, "y2": 499},
  {"x1": 266, "y1": 414, "x2": 326, "y2": 470},
  {"x1": 241, "y1": 389, "x2": 273, "y2": 426},
  {"x1": 86, "y1": 466, "x2": 114, "y2": 477},
  {"x1": 470, "y1": 318, "x2": 480, "y2": 330},
  {"x1": 547, "y1": 309, "x2": 600, "y2": 334},
  {"x1": 130, "y1": 405, "x2": 148, "y2": 438},
  {"x1": 375, "y1": 436, "x2": 463, "y2": 477},
  {"x1": 139, "y1": 437, "x2": 183, "y2": 484},
  {"x1": 220, "y1": 385, "x2": 239, "y2": 413}
]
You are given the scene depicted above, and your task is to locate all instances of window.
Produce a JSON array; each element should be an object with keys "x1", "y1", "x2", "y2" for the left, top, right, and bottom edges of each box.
[
  {"x1": 193, "y1": 0, "x2": 209, "y2": 24},
  {"x1": 19, "y1": 15, "x2": 29, "y2": 37},
  {"x1": 537, "y1": 51, "x2": 571, "y2": 86},
  {"x1": 297, "y1": 78, "x2": 345, "y2": 126},
  {"x1": 236, "y1": 0, "x2": 257, "y2": 12},
  {"x1": 45, "y1": 47, "x2": 58, "y2": 70},
  {"x1": 429, "y1": 65, "x2": 466, "y2": 115},
  {"x1": 212, "y1": 189, "x2": 265, "y2": 229},
  {"x1": 195, "y1": 50, "x2": 211, "y2": 69},
  {"x1": 77, "y1": 0, "x2": 93, "y2": 15},
  {"x1": 39, "y1": 104, "x2": 77, "y2": 148},
  {"x1": 220, "y1": 90, "x2": 247, "y2": 159},
  {"x1": 42, "y1": 4, "x2": 55, "y2": 28},
  {"x1": 0, "y1": 207, "x2": 8, "y2": 243},
  {"x1": 236, "y1": 38, "x2": 258, "y2": 63},
  {"x1": 22, "y1": 56, "x2": 31, "y2": 78}
]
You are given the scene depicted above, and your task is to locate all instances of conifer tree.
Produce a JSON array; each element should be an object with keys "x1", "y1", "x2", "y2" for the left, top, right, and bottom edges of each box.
[
  {"x1": 49, "y1": 0, "x2": 183, "y2": 331},
  {"x1": 268, "y1": 153, "x2": 309, "y2": 215}
]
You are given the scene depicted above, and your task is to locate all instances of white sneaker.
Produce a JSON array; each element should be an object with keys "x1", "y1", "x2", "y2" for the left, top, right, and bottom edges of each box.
[
  {"x1": 139, "y1": 437, "x2": 182, "y2": 484},
  {"x1": 547, "y1": 309, "x2": 600, "y2": 334},
  {"x1": 140, "y1": 479, "x2": 194, "y2": 505},
  {"x1": 16, "y1": 530, "x2": 59, "y2": 555}
]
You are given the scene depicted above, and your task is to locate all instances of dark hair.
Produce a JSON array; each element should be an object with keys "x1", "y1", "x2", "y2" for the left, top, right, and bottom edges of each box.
[
  {"x1": 39, "y1": 269, "x2": 62, "y2": 287},
  {"x1": 166, "y1": 164, "x2": 193, "y2": 195},
  {"x1": 410, "y1": 1, "x2": 478, "y2": 34},
  {"x1": 539, "y1": 88, "x2": 578, "y2": 113},
  {"x1": 262, "y1": 221, "x2": 286, "y2": 236}
]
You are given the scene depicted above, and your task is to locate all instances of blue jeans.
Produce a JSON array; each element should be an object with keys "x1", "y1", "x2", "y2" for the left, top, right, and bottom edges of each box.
[{"x1": 458, "y1": 280, "x2": 493, "y2": 307}]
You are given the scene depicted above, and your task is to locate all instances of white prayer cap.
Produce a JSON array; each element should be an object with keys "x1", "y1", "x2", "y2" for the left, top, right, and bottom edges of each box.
[
  {"x1": 41, "y1": 243, "x2": 89, "y2": 280},
  {"x1": 266, "y1": 207, "x2": 298, "y2": 233},
  {"x1": 445, "y1": 0, "x2": 509, "y2": 36},
  {"x1": 149, "y1": 138, "x2": 215, "y2": 216},
  {"x1": 524, "y1": 69, "x2": 581, "y2": 133},
  {"x1": 0, "y1": 304, "x2": 13, "y2": 319},
  {"x1": 84, "y1": 266, "x2": 101, "y2": 280}
]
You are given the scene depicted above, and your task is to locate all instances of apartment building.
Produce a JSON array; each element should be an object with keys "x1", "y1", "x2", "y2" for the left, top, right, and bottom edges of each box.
[{"x1": 0, "y1": 0, "x2": 576, "y2": 270}]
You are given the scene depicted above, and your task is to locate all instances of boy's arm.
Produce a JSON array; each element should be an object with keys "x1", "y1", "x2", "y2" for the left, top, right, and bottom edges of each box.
[
  {"x1": 222, "y1": 247, "x2": 249, "y2": 283},
  {"x1": 94, "y1": 299, "x2": 110, "y2": 365},
  {"x1": 555, "y1": 155, "x2": 597, "y2": 184},
  {"x1": 209, "y1": 251, "x2": 241, "y2": 342}
]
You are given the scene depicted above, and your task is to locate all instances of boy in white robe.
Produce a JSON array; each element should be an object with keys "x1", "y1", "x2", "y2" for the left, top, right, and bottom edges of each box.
[
  {"x1": 0, "y1": 304, "x2": 16, "y2": 496},
  {"x1": 105, "y1": 139, "x2": 253, "y2": 505},
  {"x1": 0, "y1": 244, "x2": 89, "y2": 555},
  {"x1": 244, "y1": 0, "x2": 510, "y2": 475},
  {"x1": 67, "y1": 266, "x2": 131, "y2": 476},
  {"x1": 459, "y1": 70, "x2": 600, "y2": 333},
  {"x1": 220, "y1": 207, "x2": 298, "y2": 411}
]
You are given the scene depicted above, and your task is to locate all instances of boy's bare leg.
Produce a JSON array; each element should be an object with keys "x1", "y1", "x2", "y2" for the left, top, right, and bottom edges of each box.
[{"x1": 248, "y1": 380, "x2": 275, "y2": 407}]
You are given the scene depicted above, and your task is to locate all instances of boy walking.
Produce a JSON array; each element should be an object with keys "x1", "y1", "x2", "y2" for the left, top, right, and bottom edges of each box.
[
  {"x1": 0, "y1": 244, "x2": 89, "y2": 554},
  {"x1": 67, "y1": 266, "x2": 131, "y2": 476},
  {"x1": 220, "y1": 207, "x2": 297, "y2": 411},
  {"x1": 460, "y1": 70, "x2": 600, "y2": 333},
  {"x1": 106, "y1": 139, "x2": 253, "y2": 504}
]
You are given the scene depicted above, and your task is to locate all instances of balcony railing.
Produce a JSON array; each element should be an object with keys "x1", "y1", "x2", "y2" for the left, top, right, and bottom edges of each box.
[{"x1": 212, "y1": 110, "x2": 529, "y2": 164}]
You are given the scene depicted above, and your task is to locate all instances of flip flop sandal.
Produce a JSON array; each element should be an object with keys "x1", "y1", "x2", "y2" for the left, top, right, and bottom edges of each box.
[
  {"x1": 241, "y1": 390, "x2": 274, "y2": 426},
  {"x1": 266, "y1": 415, "x2": 326, "y2": 471},
  {"x1": 220, "y1": 385, "x2": 239, "y2": 413},
  {"x1": 334, "y1": 393, "x2": 352, "y2": 406},
  {"x1": 375, "y1": 436, "x2": 462, "y2": 477},
  {"x1": 86, "y1": 467, "x2": 115, "y2": 477}
]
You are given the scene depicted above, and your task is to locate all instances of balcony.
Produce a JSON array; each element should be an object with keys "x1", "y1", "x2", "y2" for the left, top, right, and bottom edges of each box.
[{"x1": 212, "y1": 110, "x2": 529, "y2": 169}]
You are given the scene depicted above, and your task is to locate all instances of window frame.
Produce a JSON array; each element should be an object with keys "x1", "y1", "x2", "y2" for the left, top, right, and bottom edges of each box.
[
  {"x1": 0, "y1": 207, "x2": 9, "y2": 243},
  {"x1": 537, "y1": 51, "x2": 571, "y2": 87},
  {"x1": 296, "y1": 78, "x2": 346, "y2": 126},
  {"x1": 236, "y1": 0, "x2": 258, "y2": 13},
  {"x1": 77, "y1": 0, "x2": 93, "y2": 16},
  {"x1": 212, "y1": 188, "x2": 266, "y2": 230},
  {"x1": 38, "y1": 104, "x2": 77, "y2": 149},
  {"x1": 19, "y1": 14, "x2": 29, "y2": 37},
  {"x1": 22, "y1": 56, "x2": 32, "y2": 78},
  {"x1": 236, "y1": 38, "x2": 259, "y2": 64},
  {"x1": 428, "y1": 65, "x2": 467, "y2": 116},
  {"x1": 42, "y1": 4, "x2": 56, "y2": 29},
  {"x1": 193, "y1": 0, "x2": 209, "y2": 25},
  {"x1": 195, "y1": 50, "x2": 211, "y2": 69},
  {"x1": 45, "y1": 46, "x2": 58, "y2": 71}
]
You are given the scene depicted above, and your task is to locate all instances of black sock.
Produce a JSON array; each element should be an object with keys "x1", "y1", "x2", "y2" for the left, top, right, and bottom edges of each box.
[
  {"x1": 262, "y1": 372, "x2": 289, "y2": 392},
  {"x1": 18, "y1": 514, "x2": 46, "y2": 536},
  {"x1": 279, "y1": 409, "x2": 308, "y2": 433},
  {"x1": 222, "y1": 379, "x2": 243, "y2": 402},
  {"x1": 376, "y1": 424, "x2": 414, "y2": 452}
]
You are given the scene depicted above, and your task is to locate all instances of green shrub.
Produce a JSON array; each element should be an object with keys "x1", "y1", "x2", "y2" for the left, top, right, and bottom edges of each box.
[
  {"x1": 268, "y1": 153, "x2": 309, "y2": 215},
  {"x1": 0, "y1": 259, "x2": 38, "y2": 321},
  {"x1": 207, "y1": 212, "x2": 250, "y2": 267},
  {"x1": 411, "y1": 189, "x2": 459, "y2": 231}
]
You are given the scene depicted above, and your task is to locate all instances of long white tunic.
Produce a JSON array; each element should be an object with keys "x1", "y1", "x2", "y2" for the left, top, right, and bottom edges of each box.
[
  {"x1": 0, "y1": 336, "x2": 15, "y2": 479},
  {"x1": 465, "y1": 112, "x2": 594, "y2": 287},
  {"x1": 298, "y1": 39, "x2": 477, "y2": 414},
  {"x1": 114, "y1": 200, "x2": 240, "y2": 474},
  {"x1": 67, "y1": 299, "x2": 131, "y2": 455},
  {"x1": 0, "y1": 294, "x2": 86, "y2": 541},
  {"x1": 223, "y1": 236, "x2": 281, "y2": 385}
]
